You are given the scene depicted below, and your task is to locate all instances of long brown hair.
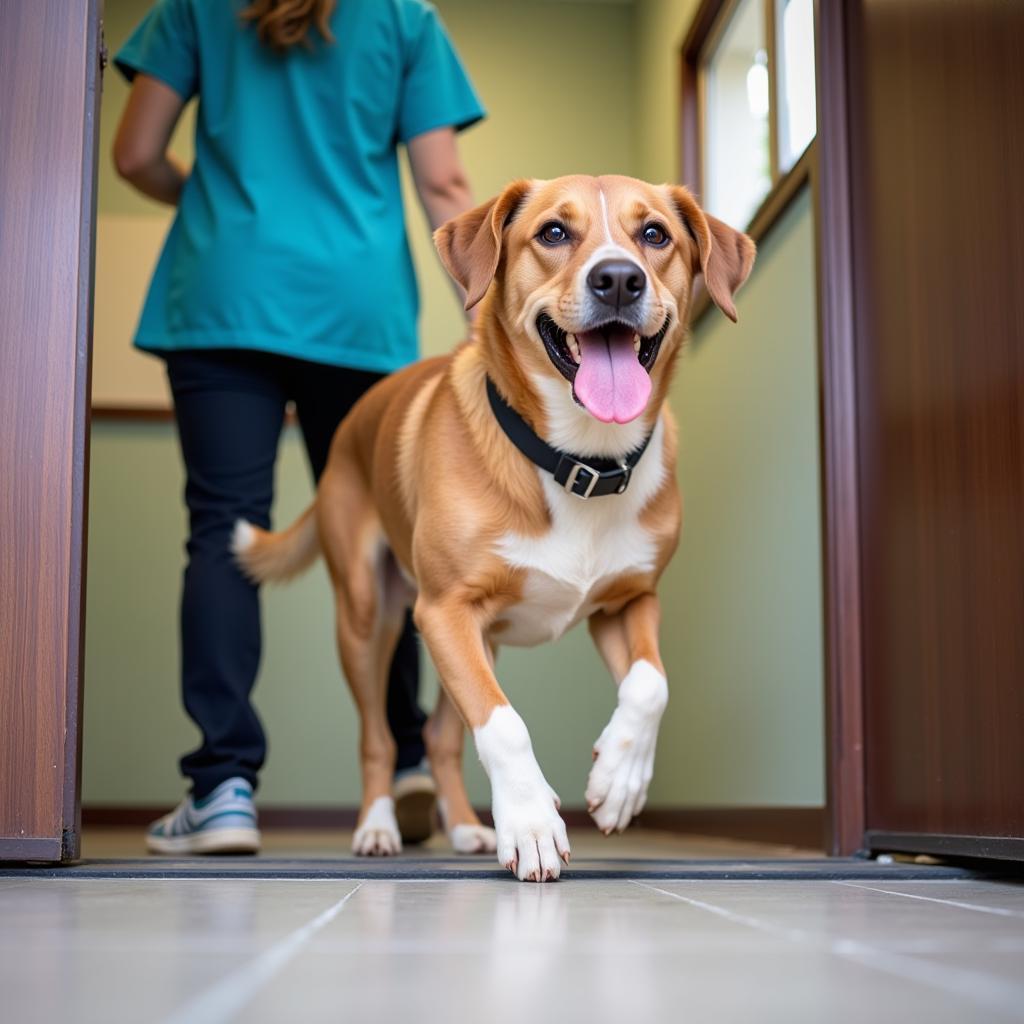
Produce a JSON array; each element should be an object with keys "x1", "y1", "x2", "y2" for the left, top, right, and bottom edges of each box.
[{"x1": 241, "y1": 0, "x2": 336, "y2": 51}]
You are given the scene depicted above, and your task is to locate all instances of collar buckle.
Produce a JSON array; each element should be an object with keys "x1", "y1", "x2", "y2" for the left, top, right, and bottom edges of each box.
[
  {"x1": 560, "y1": 458, "x2": 601, "y2": 499},
  {"x1": 555, "y1": 455, "x2": 634, "y2": 499}
]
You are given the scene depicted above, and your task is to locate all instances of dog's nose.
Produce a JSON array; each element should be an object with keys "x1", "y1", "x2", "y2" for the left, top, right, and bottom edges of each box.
[{"x1": 586, "y1": 259, "x2": 646, "y2": 308}]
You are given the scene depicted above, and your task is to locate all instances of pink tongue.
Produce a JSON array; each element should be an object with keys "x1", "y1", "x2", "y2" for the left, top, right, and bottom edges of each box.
[{"x1": 573, "y1": 327, "x2": 652, "y2": 423}]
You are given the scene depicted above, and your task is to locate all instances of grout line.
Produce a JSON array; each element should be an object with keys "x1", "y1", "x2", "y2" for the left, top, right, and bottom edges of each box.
[
  {"x1": 630, "y1": 880, "x2": 821, "y2": 942},
  {"x1": 832, "y1": 880, "x2": 1024, "y2": 919},
  {"x1": 630, "y1": 880, "x2": 1024, "y2": 1019},
  {"x1": 159, "y1": 882, "x2": 363, "y2": 1024}
]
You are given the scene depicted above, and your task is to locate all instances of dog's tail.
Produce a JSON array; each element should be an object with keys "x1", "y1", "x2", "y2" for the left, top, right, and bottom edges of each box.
[{"x1": 232, "y1": 505, "x2": 320, "y2": 584}]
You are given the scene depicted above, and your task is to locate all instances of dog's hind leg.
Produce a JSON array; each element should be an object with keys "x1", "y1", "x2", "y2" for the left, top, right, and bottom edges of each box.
[
  {"x1": 425, "y1": 686, "x2": 497, "y2": 854},
  {"x1": 318, "y1": 468, "x2": 403, "y2": 856}
]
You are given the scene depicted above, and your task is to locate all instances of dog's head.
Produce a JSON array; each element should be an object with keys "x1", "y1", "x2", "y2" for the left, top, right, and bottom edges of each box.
[{"x1": 435, "y1": 175, "x2": 755, "y2": 428}]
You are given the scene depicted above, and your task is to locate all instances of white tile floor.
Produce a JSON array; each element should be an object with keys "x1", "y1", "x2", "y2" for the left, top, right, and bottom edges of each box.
[{"x1": 2, "y1": 837, "x2": 1023, "y2": 1023}]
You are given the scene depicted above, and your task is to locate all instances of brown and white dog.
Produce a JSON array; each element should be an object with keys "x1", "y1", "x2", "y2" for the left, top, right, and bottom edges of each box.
[{"x1": 235, "y1": 175, "x2": 754, "y2": 882}]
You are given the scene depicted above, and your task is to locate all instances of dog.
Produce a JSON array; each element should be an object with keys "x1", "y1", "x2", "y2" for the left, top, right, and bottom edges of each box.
[{"x1": 234, "y1": 174, "x2": 754, "y2": 882}]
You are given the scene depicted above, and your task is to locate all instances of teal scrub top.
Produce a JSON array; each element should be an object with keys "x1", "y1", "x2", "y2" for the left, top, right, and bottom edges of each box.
[{"x1": 115, "y1": 0, "x2": 484, "y2": 373}]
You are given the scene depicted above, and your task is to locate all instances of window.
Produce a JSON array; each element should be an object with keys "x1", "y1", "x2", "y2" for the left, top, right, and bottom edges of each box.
[
  {"x1": 684, "y1": 0, "x2": 817, "y2": 233},
  {"x1": 776, "y1": 0, "x2": 816, "y2": 172},
  {"x1": 704, "y1": 0, "x2": 772, "y2": 230}
]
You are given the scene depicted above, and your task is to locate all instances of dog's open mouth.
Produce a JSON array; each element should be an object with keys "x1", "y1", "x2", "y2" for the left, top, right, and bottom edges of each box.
[{"x1": 537, "y1": 313, "x2": 670, "y2": 424}]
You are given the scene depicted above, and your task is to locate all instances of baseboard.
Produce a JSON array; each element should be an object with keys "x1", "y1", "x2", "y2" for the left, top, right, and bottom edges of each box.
[
  {"x1": 635, "y1": 807, "x2": 825, "y2": 850},
  {"x1": 82, "y1": 804, "x2": 824, "y2": 849},
  {"x1": 81, "y1": 805, "x2": 362, "y2": 829}
]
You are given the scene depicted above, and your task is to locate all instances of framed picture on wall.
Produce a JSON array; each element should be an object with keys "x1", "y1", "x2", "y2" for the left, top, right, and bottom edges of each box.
[{"x1": 91, "y1": 210, "x2": 176, "y2": 418}]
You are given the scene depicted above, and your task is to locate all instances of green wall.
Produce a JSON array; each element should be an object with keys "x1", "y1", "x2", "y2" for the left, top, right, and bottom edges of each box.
[
  {"x1": 650, "y1": 189, "x2": 824, "y2": 805},
  {"x1": 84, "y1": 0, "x2": 824, "y2": 811},
  {"x1": 634, "y1": 0, "x2": 701, "y2": 184},
  {"x1": 634, "y1": 0, "x2": 824, "y2": 806}
]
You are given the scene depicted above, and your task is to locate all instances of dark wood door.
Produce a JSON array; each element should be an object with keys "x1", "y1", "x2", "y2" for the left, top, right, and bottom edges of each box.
[
  {"x1": 0, "y1": 0, "x2": 101, "y2": 862},
  {"x1": 825, "y1": 0, "x2": 1024, "y2": 860}
]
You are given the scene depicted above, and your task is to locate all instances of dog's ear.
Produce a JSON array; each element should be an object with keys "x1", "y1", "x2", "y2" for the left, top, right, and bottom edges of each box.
[
  {"x1": 665, "y1": 185, "x2": 756, "y2": 322},
  {"x1": 434, "y1": 179, "x2": 533, "y2": 310}
]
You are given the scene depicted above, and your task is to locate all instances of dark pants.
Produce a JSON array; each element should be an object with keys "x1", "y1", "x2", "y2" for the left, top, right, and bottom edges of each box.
[{"x1": 164, "y1": 348, "x2": 425, "y2": 800}]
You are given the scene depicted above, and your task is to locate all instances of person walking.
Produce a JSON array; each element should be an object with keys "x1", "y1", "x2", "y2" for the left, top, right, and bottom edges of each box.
[{"x1": 112, "y1": 0, "x2": 484, "y2": 854}]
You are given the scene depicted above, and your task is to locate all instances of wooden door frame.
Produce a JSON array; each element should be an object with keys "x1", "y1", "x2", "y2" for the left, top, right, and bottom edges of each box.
[
  {"x1": 63, "y1": 0, "x2": 103, "y2": 863},
  {"x1": 814, "y1": 0, "x2": 866, "y2": 856},
  {"x1": 0, "y1": 0, "x2": 101, "y2": 863}
]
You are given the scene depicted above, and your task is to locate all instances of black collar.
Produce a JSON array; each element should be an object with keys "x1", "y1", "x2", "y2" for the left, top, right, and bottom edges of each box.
[{"x1": 486, "y1": 377, "x2": 654, "y2": 499}]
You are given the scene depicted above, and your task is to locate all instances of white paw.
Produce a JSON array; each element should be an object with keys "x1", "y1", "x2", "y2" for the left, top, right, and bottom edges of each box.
[
  {"x1": 449, "y1": 823, "x2": 498, "y2": 854},
  {"x1": 352, "y1": 795, "x2": 402, "y2": 856},
  {"x1": 586, "y1": 660, "x2": 667, "y2": 834},
  {"x1": 474, "y1": 706, "x2": 571, "y2": 882},
  {"x1": 493, "y1": 787, "x2": 570, "y2": 882}
]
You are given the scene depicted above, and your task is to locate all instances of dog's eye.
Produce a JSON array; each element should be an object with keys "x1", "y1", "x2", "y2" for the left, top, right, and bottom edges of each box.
[
  {"x1": 641, "y1": 223, "x2": 670, "y2": 248},
  {"x1": 538, "y1": 222, "x2": 570, "y2": 245}
]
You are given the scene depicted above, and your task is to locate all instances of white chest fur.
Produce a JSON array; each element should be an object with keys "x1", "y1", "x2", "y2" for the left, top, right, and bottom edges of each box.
[{"x1": 492, "y1": 415, "x2": 665, "y2": 647}]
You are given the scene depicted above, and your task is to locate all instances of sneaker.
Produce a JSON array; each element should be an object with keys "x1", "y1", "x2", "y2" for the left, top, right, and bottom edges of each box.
[
  {"x1": 146, "y1": 777, "x2": 261, "y2": 855},
  {"x1": 392, "y1": 761, "x2": 437, "y2": 845}
]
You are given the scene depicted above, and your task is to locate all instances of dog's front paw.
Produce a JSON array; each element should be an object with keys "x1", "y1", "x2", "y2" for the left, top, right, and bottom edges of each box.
[
  {"x1": 587, "y1": 660, "x2": 667, "y2": 834},
  {"x1": 586, "y1": 724, "x2": 655, "y2": 834},
  {"x1": 475, "y1": 705, "x2": 571, "y2": 881},
  {"x1": 352, "y1": 796, "x2": 402, "y2": 856},
  {"x1": 493, "y1": 786, "x2": 571, "y2": 882}
]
